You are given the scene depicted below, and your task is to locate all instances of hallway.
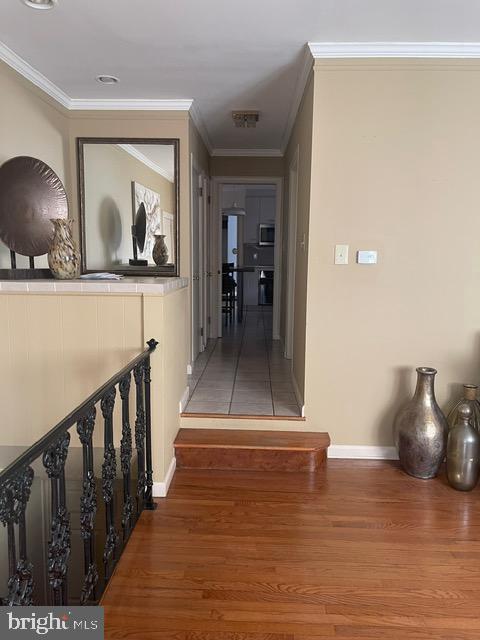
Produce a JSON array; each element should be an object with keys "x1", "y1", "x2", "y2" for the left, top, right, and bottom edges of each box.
[{"x1": 184, "y1": 308, "x2": 301, "y2": 416}]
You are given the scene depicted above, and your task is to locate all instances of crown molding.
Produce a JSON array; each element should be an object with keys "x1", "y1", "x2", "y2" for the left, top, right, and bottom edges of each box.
[
  {"x1": 211, "y1": 148, "x2": 283, "y2": 157},
  {"x1": 0, "y1": 39, "x2": 194, "y2": 113},
  {"x1": 0, "y1": 40, "x2": 71, "y2": 108},
  {"x1": 117, "y1": 144, "x2": 174, "y2": 182},
  {"x1": 308, "y1": 41, "x2": 480, "y2": 59},
  {"x1": 280, "y1": 45, "x2": 314, "y2": 154},
  {"x1": 69, "y1": 98, "x2": 193, "y2": 110},
  {"x1": 189, "y1": 102, "x2": 213, "y2": 154}
]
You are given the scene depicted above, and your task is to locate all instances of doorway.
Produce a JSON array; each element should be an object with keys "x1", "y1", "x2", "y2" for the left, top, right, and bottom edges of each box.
[
  {"x1": 183, "y1": 175, "x2": 302, "y2": 417},
  {"x1": 213, "y1": 178, "x2": 283, "y2": 339}
]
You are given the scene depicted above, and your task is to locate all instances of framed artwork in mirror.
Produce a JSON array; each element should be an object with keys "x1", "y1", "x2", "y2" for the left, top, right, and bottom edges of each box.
[{"x1": 77, "y1": 137, "x2": 180, "y2": 276}]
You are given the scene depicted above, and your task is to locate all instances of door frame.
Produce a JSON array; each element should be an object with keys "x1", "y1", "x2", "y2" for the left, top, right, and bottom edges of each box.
[
  {"x1": 211, "y1": 176, "x2": 284, "y2": 339},
  {"x1": 190, "y1": 154, "x2": 207, "y2": 362},
  {"x1": 285, "y1": 146, "x2": 299, "y2": 359}
]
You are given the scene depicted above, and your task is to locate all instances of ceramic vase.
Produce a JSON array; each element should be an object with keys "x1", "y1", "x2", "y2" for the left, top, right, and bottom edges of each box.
[
  {"x1": 447, "y1": 403, "x2": 480, "y2": 491},
  {"x1": 447, "y1": 384, "x2": 480, "y2": 432},
  {"x1": 152, "y1": 234, "x2": 169, "y2": 266},
  {"x1": 48, "y1": 218, "x2": 80, "y2": 280},
  {"x1": 393, "y1": 367, "x2": 448, "y2": 479}
]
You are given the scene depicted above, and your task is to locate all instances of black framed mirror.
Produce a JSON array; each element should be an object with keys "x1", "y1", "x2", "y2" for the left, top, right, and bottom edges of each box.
[{"x1": 77, "y1": 137, "x2": 180, "y2": 276}]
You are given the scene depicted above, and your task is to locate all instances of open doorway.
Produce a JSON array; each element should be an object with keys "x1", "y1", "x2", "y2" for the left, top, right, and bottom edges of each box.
[{"x1": 183, "y1": 177, "x2": 302, "y2": 418}]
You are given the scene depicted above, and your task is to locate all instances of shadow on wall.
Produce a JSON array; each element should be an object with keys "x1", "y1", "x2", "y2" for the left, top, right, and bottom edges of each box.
[
  {"x1": 99, "y1": 196, "x2": 122, "y2": 266},
  {"x1": 376, "y1": 333, "x2": 480, "y2": 445},
  {"x1": 374, "y1": 366, "x2": 413, "y2": 445}
]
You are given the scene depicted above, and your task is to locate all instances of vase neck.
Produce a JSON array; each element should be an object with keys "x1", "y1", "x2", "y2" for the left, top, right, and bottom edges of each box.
[{"x1": 413, "y1": 368, "x2": 437, "y2": 402}]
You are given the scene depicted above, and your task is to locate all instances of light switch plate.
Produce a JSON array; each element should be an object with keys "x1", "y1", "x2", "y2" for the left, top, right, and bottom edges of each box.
[
  {"x1": 334, "y1": 244, "x2": 349, "y2": 265},
  {"x1": 357, "y1": 250, "x2": 378, "y2": 264}
]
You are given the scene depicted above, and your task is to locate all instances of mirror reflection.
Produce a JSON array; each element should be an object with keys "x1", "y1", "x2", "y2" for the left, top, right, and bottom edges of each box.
[{"x1": 79, "y1": 139, "x2": 179, "y2": 275}]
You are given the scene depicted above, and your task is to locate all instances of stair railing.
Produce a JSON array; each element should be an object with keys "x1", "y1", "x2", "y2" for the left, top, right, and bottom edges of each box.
[{"x1": 0, "y1": 338, "x2": 158, "y2": 606}]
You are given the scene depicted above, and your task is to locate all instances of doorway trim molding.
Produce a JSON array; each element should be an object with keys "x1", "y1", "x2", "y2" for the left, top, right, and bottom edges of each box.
[
  {"x1": 190, "y1": 153, "x2": 207, "y2": 364},
  {"x1": 285, "y1": 146, "x2": 299, "y2": 360},
  {"x1": 211, "y1": 176, "x2": 284, "y2": 339}
]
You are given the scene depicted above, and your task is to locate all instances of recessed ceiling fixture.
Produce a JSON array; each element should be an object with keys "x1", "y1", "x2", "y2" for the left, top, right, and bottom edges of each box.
[
  {"x1": 96, "y1": 75, "x2": 119, "y2": 85},
  {"x1": 21, "y1": 0, "x2": 57, "y2": 9},
  {"x1": 232, "y1": 111, "x2": 259, "y2": 128}
]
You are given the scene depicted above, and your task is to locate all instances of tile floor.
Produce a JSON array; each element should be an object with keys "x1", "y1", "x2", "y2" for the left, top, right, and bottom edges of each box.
[{"x1": 184, "y1": 307, "x2": 301, "y2": 416}]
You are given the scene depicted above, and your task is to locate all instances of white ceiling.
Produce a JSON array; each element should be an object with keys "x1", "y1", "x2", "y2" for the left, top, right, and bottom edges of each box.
[{"x1": 1, "y1": 0, "x2": 480, "y2": 153}]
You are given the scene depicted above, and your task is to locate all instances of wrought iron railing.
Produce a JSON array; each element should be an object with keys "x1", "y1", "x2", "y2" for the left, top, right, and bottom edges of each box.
[{"x1": 0, "y1": 338, "x2": 158, "y2": 606}]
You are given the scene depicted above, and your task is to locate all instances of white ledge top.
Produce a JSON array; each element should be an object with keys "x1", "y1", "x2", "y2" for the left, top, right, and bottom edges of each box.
[{"x1": 0, "y1": 276, "x2": 189, "y2": 296}]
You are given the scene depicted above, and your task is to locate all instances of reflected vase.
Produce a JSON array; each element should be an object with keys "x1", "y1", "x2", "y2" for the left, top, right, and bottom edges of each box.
[
  {"x1": 447, "y1": 403, "x2": 480, "y2": 491},
  {"x1": 393, "y1": 367, "x2": 448, "y2": 479},
  {"x1": 152, "y1": 234, "x2": 169, "y2": 266},
  {"x1": 447, "y1": 384, "x2": 480, "y2": 432},
  {"x1": 48, "y1": 218, "x2": 80, "y2": 280}
]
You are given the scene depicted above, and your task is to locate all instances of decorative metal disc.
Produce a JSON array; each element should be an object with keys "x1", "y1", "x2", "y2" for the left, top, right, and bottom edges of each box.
[
  {"x1": 0, "y1": 156, "x2": 68, "y2": 256},
  {"x1": 134, "y1": 202, "x2": 146, "y2": 253}
]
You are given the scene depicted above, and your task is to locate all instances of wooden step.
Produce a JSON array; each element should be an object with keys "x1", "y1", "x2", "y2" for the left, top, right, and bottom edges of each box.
[{"x1": 174, "y1": 428, "x2": 330, "y2": 473}]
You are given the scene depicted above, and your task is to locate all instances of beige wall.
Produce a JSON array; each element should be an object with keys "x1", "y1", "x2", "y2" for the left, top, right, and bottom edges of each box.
[
  {"x1": 83, "y1": 143, "x2": 175, "y2": 269},
  {"x1": 0, "y1": 288, "x2": 189, "y2": 481},
  {"x1": 282, "y1": 72, "x2": 314, "y2": 402},
  {"x1": 143, "y1": 289, "x2": 189, "y2": 476},
  {"x1": 304, "y1": 59, "x2": 480, "y2": 445},
  {"x1": 210, "y1": 156, "x2": 284, "y2": 177},
  {"x1": 0, "y1": 292, "x2": 143, "y2": 447},
  {"x1": 0, "y1": 61, "x2": 70, "y2": 269}
]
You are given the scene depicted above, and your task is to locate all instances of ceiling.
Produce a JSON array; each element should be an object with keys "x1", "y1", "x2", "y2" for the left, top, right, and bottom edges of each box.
[{"x1": 1, "y1": 0, "x2": 480, "y2": 153}]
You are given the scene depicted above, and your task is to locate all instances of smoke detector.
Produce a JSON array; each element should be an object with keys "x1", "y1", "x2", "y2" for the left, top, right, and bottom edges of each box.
[{"x1": 232, "y1": 111, "x2": 259, "y2": 128}]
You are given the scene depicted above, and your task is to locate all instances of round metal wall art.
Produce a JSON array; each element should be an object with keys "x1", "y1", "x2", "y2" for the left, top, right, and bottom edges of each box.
[{"x1": 0, "y1": 156, "x2": 68, "y2": 256}]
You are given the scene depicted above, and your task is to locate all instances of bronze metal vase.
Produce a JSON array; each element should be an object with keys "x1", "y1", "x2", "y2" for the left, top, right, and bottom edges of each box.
[
  {"x1": 394, "y1": 367, "x2": 448, "y2": 479},
  {"x1": 152, "y1": 234, "x2": 169, "y2": 266},
  {"x1": 447, "y1": 403, "x2": 480, "y2": 491}
]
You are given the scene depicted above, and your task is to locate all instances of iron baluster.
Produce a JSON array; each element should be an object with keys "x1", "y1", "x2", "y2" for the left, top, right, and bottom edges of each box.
[
  {"x1": 119, "y1": 373, "x2": 134, "y2": 539},
  {"x1": 43, "y1": 432, "x2": 71, "y2": 606},
  {"x1": 0, "y1": 466, "x2": 34, "y2": 605},
  {"x1": 133, "y1": 363, "x2": 146, "y2": 513},
  {"x1": 144, "y1": 342, "x2": 158, "y2": 511},
  {"x1": 101, "y1": 386, "x2": 118, "y2": 581},
  {"x1": 76, "y1": 406, "x2": 98, "y2": 605}
]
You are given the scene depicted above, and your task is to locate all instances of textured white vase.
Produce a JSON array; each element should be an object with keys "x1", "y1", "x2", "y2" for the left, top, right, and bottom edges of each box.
[{"x1": 48, "y1": 218, "x2": 80, "y2": 279}]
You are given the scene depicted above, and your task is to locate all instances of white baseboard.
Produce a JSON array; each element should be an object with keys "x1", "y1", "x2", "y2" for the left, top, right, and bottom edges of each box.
[
  {"x1": 187, "y1": 363, "x2": 193, "y2": 375},
  {"x1": 291, "y1": 373, "x2": 305, "y2": 418},
  {"x1": 328, "y1": 445, "x2": 398, "y2": 460},
  {"x1": 179, "y1": 386, "x2": 190, "y2": 413},
  {"x1": 152, "y1": 457, "x2": 176, "y2": 498}
]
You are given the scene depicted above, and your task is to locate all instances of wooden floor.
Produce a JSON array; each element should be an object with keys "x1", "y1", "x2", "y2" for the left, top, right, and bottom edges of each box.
[{"x1": 102, "y1": 461, "x2": 480, "y2": 639}]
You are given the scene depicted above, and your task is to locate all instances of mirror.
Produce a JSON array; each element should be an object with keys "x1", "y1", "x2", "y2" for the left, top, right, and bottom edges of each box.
[{"x1": 78, "y1": 138, "x2": 179, "y2": 276}]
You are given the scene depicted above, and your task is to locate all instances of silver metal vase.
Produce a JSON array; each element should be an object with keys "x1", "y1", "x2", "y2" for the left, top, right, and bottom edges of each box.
[
  {"x1": 394, "y1": 367, "x2": 448, "y2": 479},
  {"x1": 447, "y1": 403, "x2": 480, "y2": 491},
  {"x1": 447, "y1": 384, "x2": 480, "y2": 432}
]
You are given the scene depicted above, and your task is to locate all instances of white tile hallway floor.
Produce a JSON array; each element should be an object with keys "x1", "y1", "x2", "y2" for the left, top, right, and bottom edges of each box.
[{"x1": 184, "y1": 308, "x2": 301, "y2": 416}]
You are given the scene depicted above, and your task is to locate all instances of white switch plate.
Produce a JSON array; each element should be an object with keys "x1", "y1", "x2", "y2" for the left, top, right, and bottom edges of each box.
[
  {"x1": 334, "y1": 244, "x2": 349, "y2": 265},
  {"x1": 357, "y1": 250, "x2": 378, "y2": 264}
]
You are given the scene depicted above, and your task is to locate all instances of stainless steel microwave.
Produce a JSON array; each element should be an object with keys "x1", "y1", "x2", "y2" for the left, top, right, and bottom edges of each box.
[{"x1": 258, "y1": 223, "x2": 275, "y2": 246}]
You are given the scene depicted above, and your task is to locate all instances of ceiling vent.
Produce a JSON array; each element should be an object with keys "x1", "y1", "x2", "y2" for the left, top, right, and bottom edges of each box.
[{"x1": 232, "y1": 111, "x2": 259, "y2": 128}]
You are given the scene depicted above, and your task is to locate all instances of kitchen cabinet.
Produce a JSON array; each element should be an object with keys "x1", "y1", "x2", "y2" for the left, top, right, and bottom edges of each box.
[{"x1": 244, "y1": 195, "x2": 275, "y2": 244}]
